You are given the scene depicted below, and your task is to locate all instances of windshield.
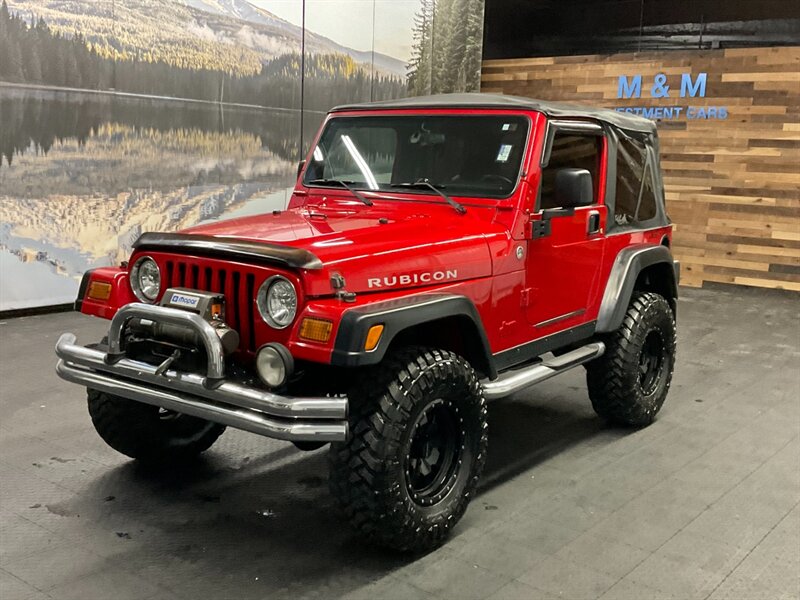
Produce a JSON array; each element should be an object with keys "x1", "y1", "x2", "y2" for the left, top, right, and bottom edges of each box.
[{"x1": 304, "y1": 115, "x2": 529, "y2": 199}]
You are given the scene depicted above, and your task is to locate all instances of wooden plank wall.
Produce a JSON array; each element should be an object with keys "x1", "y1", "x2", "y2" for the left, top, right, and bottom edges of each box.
[{"x1": 482, "y1": 47, "x2": 800, "y2": 291}]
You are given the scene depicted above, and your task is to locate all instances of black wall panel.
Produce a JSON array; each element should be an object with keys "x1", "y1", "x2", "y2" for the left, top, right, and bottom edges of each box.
[{"x1": 483, "y1": 0, "x2": 800, "y2": 59}]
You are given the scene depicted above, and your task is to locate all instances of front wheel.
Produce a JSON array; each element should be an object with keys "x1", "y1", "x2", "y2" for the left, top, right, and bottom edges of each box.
[
  {"x1": 328, "y1": 347, "x2": 488, "y2": 552},
  {"x1": 87, "y1": 389, "x2": 225, "y2": 462},
  {"x1": 586, "y1": 292, "x2": 676, "y2": 427}
]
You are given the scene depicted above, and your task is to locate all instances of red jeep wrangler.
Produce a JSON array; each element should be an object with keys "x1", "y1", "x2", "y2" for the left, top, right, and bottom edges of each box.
[{"x1": 56, "y1": 93, "x2": 679, "y2": 552}]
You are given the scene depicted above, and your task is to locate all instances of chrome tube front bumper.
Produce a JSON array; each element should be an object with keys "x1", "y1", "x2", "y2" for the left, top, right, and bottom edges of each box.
[{"x1": 55, "y1": 304, "x2": 348, "y2": 443}]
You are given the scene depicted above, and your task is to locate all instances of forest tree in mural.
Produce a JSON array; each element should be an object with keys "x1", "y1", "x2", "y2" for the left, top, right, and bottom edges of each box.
[{"x1": 407, "y1": 0, "x2": 485, "y2": 95}]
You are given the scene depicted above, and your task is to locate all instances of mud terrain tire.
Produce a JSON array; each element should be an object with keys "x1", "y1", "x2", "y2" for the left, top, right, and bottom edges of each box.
[
  {"x1": 329, "y1": 347, "x2": 488, "y2": 552},
  {"x1": 87, "y1": 389, "x2": 225, "y2": 461},
  {"x1": 587, "y1": 292, "x2": 676, "y2": 427}
]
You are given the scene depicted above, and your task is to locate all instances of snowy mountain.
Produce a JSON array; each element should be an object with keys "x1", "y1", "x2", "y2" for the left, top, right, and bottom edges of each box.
[
  {"x1": 181, "y1": 0, "x2": 407, "y2": 76},
  {"x1": 182, "y1": 0, "x2": 298, "y2": 33}
]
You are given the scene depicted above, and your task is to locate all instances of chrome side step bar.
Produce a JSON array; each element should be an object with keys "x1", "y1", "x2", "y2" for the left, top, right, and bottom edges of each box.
[{"x1": 482, "y1": 342, "x2": 605, "y2": 400}]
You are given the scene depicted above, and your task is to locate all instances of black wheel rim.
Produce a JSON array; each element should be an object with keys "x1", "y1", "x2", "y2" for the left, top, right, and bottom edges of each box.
[
  {"x1": 404, "y1": 399, "x2": 463, "y2": 507},
  {"x1": 638, "y1": 330, "x2": 666, "y2": 395}
]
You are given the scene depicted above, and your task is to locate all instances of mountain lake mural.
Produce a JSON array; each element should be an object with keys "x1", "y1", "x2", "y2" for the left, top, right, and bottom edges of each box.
[{"x1": 0, "y1": 0, "x2": 486, "y2": 310}]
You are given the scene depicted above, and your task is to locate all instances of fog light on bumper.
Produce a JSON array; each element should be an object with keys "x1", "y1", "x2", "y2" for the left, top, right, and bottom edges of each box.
[{"x1": 255, "y1": 343, "x2": 294, "y2": 388}]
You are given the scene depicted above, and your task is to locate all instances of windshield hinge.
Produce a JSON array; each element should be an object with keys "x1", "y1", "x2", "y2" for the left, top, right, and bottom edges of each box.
[{"x1": 531, "y1": 220, "x2": 551, "y2": 240}]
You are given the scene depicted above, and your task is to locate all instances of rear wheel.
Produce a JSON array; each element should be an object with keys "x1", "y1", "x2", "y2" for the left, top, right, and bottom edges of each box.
[
  {"x1": 87, "y1": 389, "x2": 225, "y2": 461},
  {"x1": 586, "y1": 292, "x2": 676, "y2": 427},
  {"x1": 328, "y1": 347, "x2": 488, "y2": 552}
]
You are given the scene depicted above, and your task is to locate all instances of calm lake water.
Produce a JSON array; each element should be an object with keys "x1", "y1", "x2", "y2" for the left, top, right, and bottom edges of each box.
[{"x1": 0, "y1": 87, "x2": 321, "y2": 310}]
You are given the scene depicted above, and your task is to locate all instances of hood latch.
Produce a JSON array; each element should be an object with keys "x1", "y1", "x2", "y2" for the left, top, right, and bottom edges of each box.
[{"x1": 331, "y1": 273, "x2": 357, "y2": 303}]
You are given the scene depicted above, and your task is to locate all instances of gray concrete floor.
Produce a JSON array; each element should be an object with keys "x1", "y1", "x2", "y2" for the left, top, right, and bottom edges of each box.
[{"x1": 0, "y1": 286, "x2": 798, "y2": 600}]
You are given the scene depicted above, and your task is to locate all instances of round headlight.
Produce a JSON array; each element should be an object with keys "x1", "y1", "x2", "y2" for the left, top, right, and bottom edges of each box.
[
  {"x1": 131, "y1": 256, "x2": 161, "y2": 302},
  {"x1": 256, "y1": 276, "x2": 297, "y2": 329}
]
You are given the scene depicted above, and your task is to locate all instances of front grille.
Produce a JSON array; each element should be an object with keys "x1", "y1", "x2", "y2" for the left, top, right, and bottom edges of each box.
[{"x1": 164, "y1": 258, "x2": 258, "y2": 352}]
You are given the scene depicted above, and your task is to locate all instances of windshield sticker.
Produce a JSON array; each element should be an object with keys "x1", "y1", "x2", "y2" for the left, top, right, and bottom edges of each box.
[
  {"x1": 496, "y1": 144, "x2": 513, "y2": 163},
  {"x1": 501, "y1": 123, "x2": 517, "y2": 132}
]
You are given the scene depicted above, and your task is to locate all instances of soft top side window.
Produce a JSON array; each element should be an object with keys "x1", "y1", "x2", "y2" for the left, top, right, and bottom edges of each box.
[
  {"x1": 637, "y1": 162, "x2": 658, "y2": 221},
  {"x1": 614, "y1": 136, "x2": 658, "y2": 226}
]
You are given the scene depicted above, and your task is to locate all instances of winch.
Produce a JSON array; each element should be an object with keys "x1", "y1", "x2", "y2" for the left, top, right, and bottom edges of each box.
[{"x1": 128, "y1": 288, "x2": 239, "y2": 355}]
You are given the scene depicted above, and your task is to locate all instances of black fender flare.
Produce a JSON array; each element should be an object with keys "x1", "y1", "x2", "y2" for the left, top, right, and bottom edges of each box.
[
  {"x1": 330, "y1": 293, "x2": 496, "y2": 378},
  {"x1": 74, "y1": 268, "x2": 97, "y2": 312},
  {"x1": 596, "y1": 244, "x2": 679, "y2": 333}
]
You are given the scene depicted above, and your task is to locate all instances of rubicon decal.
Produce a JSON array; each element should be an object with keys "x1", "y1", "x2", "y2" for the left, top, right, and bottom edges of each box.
[{"x1": 368, "y1": 270, "x2": 458, "y2": 289}]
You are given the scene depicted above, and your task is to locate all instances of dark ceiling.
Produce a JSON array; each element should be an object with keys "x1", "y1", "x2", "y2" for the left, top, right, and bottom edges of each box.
[{"x1": 482, "y1": 0, "x2": 800, "y2": 59}]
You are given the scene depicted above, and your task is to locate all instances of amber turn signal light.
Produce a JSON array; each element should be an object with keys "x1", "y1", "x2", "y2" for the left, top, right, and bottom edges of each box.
[
  {"x1": 364, "y1": 324, "x2": 384, "y2": 351},
  {"x1": 210, "y1": 302, "x2": 224, "y2": 320},
  {"x1": 299, "y1": 318, "x2": 333, "y2": 343},
  {"x1": 87, "y1": 281, "x2": 112, "y2": 301}
]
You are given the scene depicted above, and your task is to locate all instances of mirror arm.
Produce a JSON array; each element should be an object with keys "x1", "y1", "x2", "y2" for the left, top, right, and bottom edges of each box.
[{"x1": 529, "y1": 206, "x2": 577, "y2": 240}]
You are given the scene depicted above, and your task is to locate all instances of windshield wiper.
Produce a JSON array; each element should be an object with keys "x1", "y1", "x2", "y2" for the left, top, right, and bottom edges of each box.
[
  {"x1": 389, "y1": 181, "x2": 466, "y2": 214},
  {"x1": 307, "y1": 179, "x2": 373, "y2": 206}
]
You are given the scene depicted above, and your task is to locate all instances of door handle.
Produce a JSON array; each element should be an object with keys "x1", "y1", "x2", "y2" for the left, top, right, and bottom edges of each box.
[{"x1": 587, "y1": 210, "x2": 601, "y2": 235}]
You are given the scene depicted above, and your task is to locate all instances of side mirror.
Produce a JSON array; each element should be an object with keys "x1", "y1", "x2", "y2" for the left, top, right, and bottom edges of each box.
[
  {"x1": 297, "y1": 160, "x2": 306, "y2": 178},
  {"x1": 554, "y1": 168, "x2": 593, "y2": 208}
]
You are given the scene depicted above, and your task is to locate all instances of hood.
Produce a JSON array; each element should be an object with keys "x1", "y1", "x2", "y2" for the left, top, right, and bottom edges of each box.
[{"x1": 182, "y1": 193, "x2": 501, "y2": 295}]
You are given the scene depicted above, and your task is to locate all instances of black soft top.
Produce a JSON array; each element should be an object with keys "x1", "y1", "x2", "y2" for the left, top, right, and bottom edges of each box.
[{"x1": 330, "y1": 93, "x2": 655, "y2": 134}]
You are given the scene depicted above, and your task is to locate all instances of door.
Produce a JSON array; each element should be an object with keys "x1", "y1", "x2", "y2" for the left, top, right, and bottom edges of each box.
[{"x1": 525, "y1": 124, "x2": 607, "y2": 335}]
